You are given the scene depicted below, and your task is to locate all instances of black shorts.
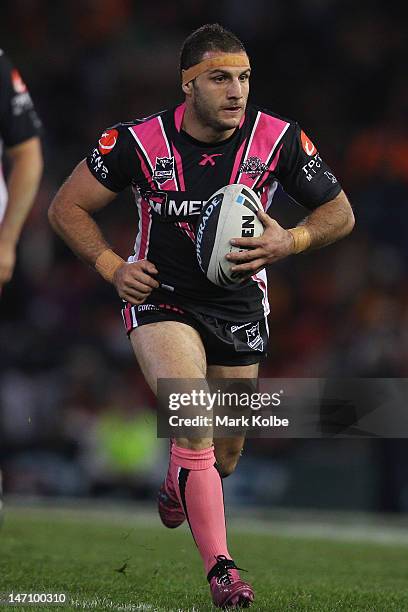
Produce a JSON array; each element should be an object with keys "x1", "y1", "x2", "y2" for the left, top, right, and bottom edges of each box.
[{"x1": 121, "y1": 300, "x2": 268, "y2": 366}]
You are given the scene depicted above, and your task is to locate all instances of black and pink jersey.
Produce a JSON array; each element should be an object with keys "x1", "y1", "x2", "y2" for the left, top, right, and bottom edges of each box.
[
  {"x1": 0, "y1": 50, "x2": 41, "y2": 221},
  {"x1": 86, "y1": 103, "x2": 341, "y2": 322}
]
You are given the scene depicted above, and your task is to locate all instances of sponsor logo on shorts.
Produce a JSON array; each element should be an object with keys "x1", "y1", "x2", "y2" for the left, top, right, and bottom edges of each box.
[
  {"x1": 158, "y1": 304, "x2": 185, "y2": 314},
  {"x1": 231, "y1": 322, "x2": 264, "y2": 352},
  {"x1": 246, "y1": 322, "x2": 264, "y2": 351},
  {"x1": 137, "y1": 304, "x2": 160, "y2": 312},
  {"x1": 136, "y1": 304, "x2": 184, "y2": 314},
  {"x1": 300, "y1": 131, "x2": 317, "y2": 156},
  {"x1": 98, "y1": 129, "x2": 118, "y2": 155},
  {"x1": 231, "y1": 323, "x2": 252, "y2": 333},
  {"x1": 153, "y1": 157, "x2": 175, "y2": 185},
  {"x1": 239, "y1": 156, "x2": 268, "y2": 177}
]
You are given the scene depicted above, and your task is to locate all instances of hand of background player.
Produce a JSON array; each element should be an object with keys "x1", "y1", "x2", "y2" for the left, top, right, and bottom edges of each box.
[
  {"x1": 0, "y1": 237, "x2": 16, "y2": 289},
  {"x1": 226, "y1": 209, "x2": 294, "y2": 277},
  {"x1": 113, "y1": 259, "x2": 159, "y2": 305}
]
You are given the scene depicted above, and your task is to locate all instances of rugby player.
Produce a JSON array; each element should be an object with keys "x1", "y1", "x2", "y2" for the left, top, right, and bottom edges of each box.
[
  {"x1": 0, "y1": 50, "x2": 42, "y2": 522},
  {"x1": 0, "y1": 50, "x2": 43, "y2": 290},
  {"x1": 48, "y1": 24, "x2": 354, "y2": 608}
]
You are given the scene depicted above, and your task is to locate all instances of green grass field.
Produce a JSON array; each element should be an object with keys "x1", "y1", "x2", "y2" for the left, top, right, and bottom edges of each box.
[{"x1": 1, "y1": 504, "x2": 408, "y2": 611}]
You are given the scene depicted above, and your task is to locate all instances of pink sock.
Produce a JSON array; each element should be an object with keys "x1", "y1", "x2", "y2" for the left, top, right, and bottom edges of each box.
[{"x1": 170, "y1": 444, "x2": 231, "y2": 574}]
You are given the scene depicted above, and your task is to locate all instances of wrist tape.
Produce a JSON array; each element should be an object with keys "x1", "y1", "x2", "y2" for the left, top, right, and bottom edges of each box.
[
  {"x1": 288, "y1": 227, "x2": 312, "y2": 254},
  {"x1": 95, "y1": 249, "x2": 125, "y2": 283}
]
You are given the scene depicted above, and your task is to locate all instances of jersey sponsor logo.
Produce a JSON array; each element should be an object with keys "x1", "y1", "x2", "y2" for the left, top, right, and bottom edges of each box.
[
  {"x1": 11, "y1": 91, "x2": 34, "y2": 116},
  {"x1": 142, "y1": 189, "x2": 207, "y2": 218},
  {"x1": 302, "y1": 153, "x2": 322, "y2": 182},
  {"x1": 11, "y1": 69, "x2": 27, "y2": 94},
  {"x1": 142, "y1": 190, "x2": 168, "y2": 214},
  {"x1": 10, "y1": 69, "x2": 33, "y2": 116},
  {"x1": 153, "y1": 157, "x2": 175, "y2": 185},
  {"x1": 300, "y1": 131, "x2": 317, "y2": 156},
  {"x1": 199, "y1": 153, "x2": 223, "y2": 166},
  {"x1": 90, "y1": 148, "x2": 109, "y2": 179},
  {"x1": 324, "y1": 171, "x2": 338, "y2": 184},
  {"x1": 239, "y1": 156, "x2": 268, "y2": 177},
  {"x1": 98, "y1": 129, "x2": 118, "y2": 155},
  {"x1": 167, "y1": 199, "x2": 204, "y2": 216}
]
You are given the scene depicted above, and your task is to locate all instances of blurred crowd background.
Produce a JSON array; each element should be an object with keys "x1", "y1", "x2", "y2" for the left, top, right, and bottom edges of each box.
[{"x1": 1, "y1": 0, "x2": 408, "y2": 512}]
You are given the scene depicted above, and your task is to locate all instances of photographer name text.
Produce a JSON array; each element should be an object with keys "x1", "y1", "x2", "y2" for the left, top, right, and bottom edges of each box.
[{"x1": 168, "y1": 415, "x2": 289, "y2": 428}]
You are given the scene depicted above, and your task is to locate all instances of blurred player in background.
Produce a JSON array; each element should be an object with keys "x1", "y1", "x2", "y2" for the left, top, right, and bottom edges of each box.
[
  {"x1": 0, "y1": 49, "x2": 42, "y2": 523},
  {"x1": 0, "y1": 50, "x2": 43, "y2": 290},
  {"x1": 49, "y1": 24, "x2": 354, "y2": 608}
]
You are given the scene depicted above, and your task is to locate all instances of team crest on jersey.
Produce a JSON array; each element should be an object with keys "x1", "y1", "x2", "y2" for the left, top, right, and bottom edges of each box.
[
  {"x1": 153, "y1": 157, "x2": 175, "y2": 185},
  {"x1": 239, "y1": 156, "x2": 268, "y2": 177},
  {"x1": 246, "y1": 322, "x2": 264, "y2": 352}
]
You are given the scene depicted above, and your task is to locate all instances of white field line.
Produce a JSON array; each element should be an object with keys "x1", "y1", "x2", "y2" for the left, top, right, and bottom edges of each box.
[
  {"x1": 71, "y1": 599, "x2": 155, "y2": 611},
  {"x1": 70, "y1": 597, "x2": 198, "y2": 612}
]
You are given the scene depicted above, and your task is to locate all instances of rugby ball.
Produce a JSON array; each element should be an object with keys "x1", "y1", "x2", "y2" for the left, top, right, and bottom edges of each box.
[{"x1": 196, "y1": 184, "x2": 264, "y2": 288}]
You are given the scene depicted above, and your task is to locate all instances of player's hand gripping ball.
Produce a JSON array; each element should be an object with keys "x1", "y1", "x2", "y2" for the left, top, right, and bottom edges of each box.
[{"x1": 196, "y1": 184, "x2": 264, "y2": 288}]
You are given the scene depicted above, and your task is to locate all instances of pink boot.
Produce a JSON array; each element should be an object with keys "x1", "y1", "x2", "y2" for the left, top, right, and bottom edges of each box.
[
  {"x1": 157, "y1": 439, "x2": 185, "y2": 528},
  {"x1": 208, "y1": 555, "x2": 254, "y2": 608}
]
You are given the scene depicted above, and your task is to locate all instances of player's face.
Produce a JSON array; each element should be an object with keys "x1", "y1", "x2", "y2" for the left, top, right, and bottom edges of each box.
[{"x1": 191, "y1": 53, "x2": 250, "y2": 134}]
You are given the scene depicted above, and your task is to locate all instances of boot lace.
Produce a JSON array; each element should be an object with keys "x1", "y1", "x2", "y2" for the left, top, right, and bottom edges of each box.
[{"x1": 207, "y1": 555, "x2": 246, "y2": 586}]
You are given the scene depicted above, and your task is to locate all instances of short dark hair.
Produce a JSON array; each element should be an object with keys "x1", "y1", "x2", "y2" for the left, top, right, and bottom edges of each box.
[{"x1": 180, "y1": 23, "x2": 247, "y2": 72}]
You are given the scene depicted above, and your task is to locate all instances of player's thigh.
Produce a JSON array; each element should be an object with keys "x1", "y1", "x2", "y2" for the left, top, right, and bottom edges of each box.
[
  {"x1": 209, "y1": 363, "x2": 259, "y2": 468},
  {"x1": 131, "y1": 321, "x2": 212, "y2": 451},
  {"x1": 130, "y1": 321, "x2": 207, "y2": 394},
  {"x1": 207, "y1": 363, "x2": 259, "y2": 379}
]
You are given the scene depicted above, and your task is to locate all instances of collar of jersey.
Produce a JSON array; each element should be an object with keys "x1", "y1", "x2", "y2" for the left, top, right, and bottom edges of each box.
[{"x1": 178, "y1": 126, "x2": 240, "y2": 148}]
